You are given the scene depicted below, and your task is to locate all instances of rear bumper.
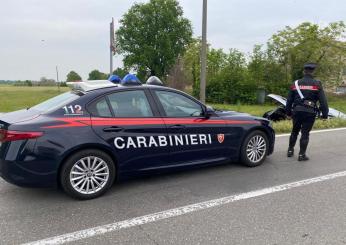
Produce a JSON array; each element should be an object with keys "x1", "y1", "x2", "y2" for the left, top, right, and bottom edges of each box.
[{"x1": 0, "y1": 159, "x2": 57, "y2": 188}]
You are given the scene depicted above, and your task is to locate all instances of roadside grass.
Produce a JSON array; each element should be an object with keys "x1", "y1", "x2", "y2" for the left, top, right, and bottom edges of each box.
[
  {"x1": 273, "y1": 118, "x2": 346, "y2": 134},
  {"x1": 0, "y1": 85, "x2": 69, "y2": 112},
  {"x1": 325, "y1": 93, "x2": 346, "y2": 113},
  {"x1": 210, "y1": 103, "x2": 273, "y2": 117},
  {"x1": 211, "y1": 99, "x2": 346, "y2": 134},
  {"x1": 1, "y1": 86, "x2": 346, "y2": 134}
]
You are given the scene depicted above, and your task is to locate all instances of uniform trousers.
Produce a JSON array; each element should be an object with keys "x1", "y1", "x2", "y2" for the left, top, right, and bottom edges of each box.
[{"x1": 289, "y1": 111, "x2": 316, "y2": 155}]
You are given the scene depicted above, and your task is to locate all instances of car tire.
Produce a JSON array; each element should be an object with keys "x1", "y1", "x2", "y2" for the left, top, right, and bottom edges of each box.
[
  {"x1": 60, "y1": 149, "x2": 116, "y2": 200},
  {"x1": 240, "y1": 130, "x2": 268, "y2": 167}
]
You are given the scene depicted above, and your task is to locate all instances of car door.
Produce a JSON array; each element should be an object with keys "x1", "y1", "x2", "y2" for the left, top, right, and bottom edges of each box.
[
  {"x1": 151, "y1": 89, "x2": 230, "y2": 165},
  {"x1": 88, "y1": 89, "x2": 169, "y2": 173}
]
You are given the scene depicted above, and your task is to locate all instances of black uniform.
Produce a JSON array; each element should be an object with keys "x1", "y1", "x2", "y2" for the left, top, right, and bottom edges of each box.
[{"x1": 285, "y1": 73, "x2": 329, "y2": 158}]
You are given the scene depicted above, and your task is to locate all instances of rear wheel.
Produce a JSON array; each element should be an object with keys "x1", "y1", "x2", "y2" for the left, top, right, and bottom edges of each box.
[
  {"x1": 240, "y1": 131, "x2": 268, "y2": 167},
  {"x1": 60, "y1": 149, "x2": 115, "y2": 200}
]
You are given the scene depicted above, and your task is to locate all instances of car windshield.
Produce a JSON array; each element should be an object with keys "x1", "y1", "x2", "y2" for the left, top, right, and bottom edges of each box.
[{"x1": 30, "y1": 91, "x2": 80, "y2": 113}]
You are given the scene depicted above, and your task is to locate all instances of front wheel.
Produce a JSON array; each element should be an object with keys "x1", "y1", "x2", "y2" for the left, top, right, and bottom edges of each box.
[
  {"x1": 60, "y1": 149, "x2": 116, "y2": 200},
  {"x1": 240, "y1": 131, "x2": 268, "y2": 167}
]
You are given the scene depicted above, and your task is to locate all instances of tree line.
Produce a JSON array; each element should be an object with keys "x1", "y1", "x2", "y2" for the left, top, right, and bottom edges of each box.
[
  {"x1": 35, "y1": 0, "x2": 346, "y2": 104},
  {"x1": 112, "y1": 0, "x2": 346, "y2": 103}
]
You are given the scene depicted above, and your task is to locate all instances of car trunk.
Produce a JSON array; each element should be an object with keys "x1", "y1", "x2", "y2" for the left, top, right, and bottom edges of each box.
[
  {"x1": 0, "y1": 110, "x2": 42, "y2": 152},
  {"x1": 0, "y1": 109, "x2": 41, "y2": 125}
]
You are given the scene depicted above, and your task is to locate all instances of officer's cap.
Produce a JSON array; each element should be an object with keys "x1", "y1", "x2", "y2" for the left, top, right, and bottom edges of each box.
[{"x1": 304, "y1": 63, "x2": 317, "y2": 70}]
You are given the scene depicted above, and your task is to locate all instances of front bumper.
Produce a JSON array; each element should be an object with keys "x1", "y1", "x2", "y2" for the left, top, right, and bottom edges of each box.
[{"x1": 267, "y1": 126, "x2": 275, "y2": 156}]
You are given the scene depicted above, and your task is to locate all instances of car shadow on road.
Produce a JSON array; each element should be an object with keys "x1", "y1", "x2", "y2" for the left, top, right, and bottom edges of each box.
[
  {"x1": 108, "y1": 161, "x2": 260, "y2": 194},
  {"x1": 1, "y1": 160, "x2": 271, "y2": 202}
]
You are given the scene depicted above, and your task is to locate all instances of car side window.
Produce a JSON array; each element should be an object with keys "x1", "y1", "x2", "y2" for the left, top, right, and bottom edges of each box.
[
  {"x1": 155, "y1": 90, "x2": 203, "y2": 117},
  {"x1": 107, "y1": 90, "x2": 153, "y2": 117},
  {"x1": 89, "y1": 97, "x2": 112, "y2": 117}
]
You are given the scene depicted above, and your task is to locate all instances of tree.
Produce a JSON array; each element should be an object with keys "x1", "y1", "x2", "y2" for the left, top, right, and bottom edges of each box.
[
  {"x1": 268, "y1": 21, "x2": 346, "y2": 87},
  {"x1": 248, "y1": 45, "x2": 266, "y2": 89},
  {"x1": 182, "y1": 38, "x2": 202, "y2": 97},
  {"x1": 116, "y1": 0, "x2": 193, "y2": 79},
  {"x1": 38, "y1": 77, "x2": 56, "y2": 86},
  {"x1": 248, "y1": 45, "x2": 287, "y2": 95},
  {"x1": 88, "y1": 70, "x2": 108, "y2": 80},
  {"x1": 66, "y1": 71, "x2": 82, "y2": 82},
  {"x1": 166, "y1": 58, "x2": 189, "y2": 90},
  {"x1": 112, "y1": 67, "x2": 129, "y2": 79},
  {"x1": 206, "y1": 49, "x2": 252, "y2": 103}
]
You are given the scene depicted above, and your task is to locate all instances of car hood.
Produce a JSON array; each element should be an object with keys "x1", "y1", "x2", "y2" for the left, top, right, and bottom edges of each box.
[
  {"x1": 214, "y1": 110, "x2": 268, "y2": 123},
  {"x1": 267, "y1": 94, "x2": 346, "y2": 119},
  {"x1": 214, "y1": 110, "x2": 252, "y2": 118},
  {"x1": 267, "y1": 94, "x2": 287, "y2": 106},
  {"x1": 328, "y1": 108, "x2": 346, "y2": 119}
]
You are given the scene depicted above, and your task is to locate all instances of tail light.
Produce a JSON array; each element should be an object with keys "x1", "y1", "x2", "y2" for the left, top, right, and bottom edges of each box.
[{"x1": 0, "y1": 129, "x2": 43, "y2": 143}]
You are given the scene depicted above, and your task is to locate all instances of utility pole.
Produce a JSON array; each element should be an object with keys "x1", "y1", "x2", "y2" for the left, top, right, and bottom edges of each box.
[
  {"x1": 200, "y1": 0, "x2": 207, "y2": 103},
  {"x1": 110, "y1": 18, "x2": 115, "y2": 76},
  {"x1": 56, "y1": 65, "x2": 60, "y2": 92}
]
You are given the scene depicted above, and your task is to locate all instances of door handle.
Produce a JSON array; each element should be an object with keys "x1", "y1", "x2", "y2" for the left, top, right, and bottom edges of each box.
[
  {"x1": 103, "y1": 126, "x2": 124, "y2": 132},
  {"x1": 169, "y1": 124, "x2": 186, "y2": 130}
]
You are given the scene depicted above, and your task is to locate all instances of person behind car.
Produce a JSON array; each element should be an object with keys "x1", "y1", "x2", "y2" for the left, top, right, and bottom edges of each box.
[{"x1": 285, "y1": 63, "x2": 329, "y2": 161}]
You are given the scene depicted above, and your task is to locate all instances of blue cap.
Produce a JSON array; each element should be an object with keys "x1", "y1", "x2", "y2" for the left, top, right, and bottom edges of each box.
[
  {"x1": 108, "y1": 75, "x2": 122, "y2": 84},
  {"x1": 121, "y1": 74, "x2": 142, "y2": 86}
]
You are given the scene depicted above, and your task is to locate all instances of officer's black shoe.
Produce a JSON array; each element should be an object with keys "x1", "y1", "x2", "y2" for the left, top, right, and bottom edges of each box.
[
  {"x1": 298, "y1": 154, "x2": 309, "y2": 161},
  {"x1": 287, "y1": 148, "x2": 294, "y2": 157}
]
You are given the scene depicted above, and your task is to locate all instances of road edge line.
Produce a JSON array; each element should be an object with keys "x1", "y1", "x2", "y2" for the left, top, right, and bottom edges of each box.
[
  {"x1": 23, "y1": 170, "x2": 346, "y2": 245},
  {"x1": 276, "y1": 127, "x2": 346, "y2": 137}
]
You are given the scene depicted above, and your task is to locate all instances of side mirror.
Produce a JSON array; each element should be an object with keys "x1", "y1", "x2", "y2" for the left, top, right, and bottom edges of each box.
[{"x1": 204, "y1": 106, "x2": 215, "y2": 118}]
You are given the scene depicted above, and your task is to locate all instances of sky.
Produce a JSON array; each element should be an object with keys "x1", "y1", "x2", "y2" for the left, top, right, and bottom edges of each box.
[{"x1": 0, "y1": 0, "x2": 345, "y2": 81}]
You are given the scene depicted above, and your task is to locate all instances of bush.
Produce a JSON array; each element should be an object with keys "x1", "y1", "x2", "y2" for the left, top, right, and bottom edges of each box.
[{"x1": 273, "y1": 118, "x2": 346, "y2": 134}]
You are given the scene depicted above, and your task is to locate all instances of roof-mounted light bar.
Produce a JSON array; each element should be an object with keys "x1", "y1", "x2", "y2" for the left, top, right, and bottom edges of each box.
[{"x1": 67, "y1": 80, "x2": 118, "y2": 92}]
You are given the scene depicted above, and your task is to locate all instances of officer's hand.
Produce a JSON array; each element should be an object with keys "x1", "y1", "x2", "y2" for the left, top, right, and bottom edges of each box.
[{"x1": 286, "y1": 116, "x2": 292, "y2": 120}]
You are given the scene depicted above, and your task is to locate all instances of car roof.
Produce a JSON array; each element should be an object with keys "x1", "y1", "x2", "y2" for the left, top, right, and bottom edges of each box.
[{"x1": 67, "y1": 80, "x2": 175, "y2": 94}]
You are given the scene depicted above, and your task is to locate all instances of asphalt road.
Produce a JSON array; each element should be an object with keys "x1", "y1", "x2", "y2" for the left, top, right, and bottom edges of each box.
[{"x1": 1, "y1": 128, "x2": 346, "y2": 245}]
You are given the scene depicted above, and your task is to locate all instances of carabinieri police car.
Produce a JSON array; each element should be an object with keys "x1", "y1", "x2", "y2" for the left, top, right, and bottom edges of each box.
[{"x1": 0, "y1": 76, "x2": 275, "y2": 199}]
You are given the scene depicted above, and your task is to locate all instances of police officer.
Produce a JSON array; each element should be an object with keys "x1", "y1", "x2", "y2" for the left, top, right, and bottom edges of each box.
[{"x1": 286, "y1": 63, "x2": 329, "y2": 161}]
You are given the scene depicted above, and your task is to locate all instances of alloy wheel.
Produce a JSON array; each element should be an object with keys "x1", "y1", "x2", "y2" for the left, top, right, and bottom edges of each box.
[
  {"x1": 69, "y1": 156, "x2": 110, "y2": 195},
  {"x1": 246, "y1": 135, "x2": 267, "y2": 163}
]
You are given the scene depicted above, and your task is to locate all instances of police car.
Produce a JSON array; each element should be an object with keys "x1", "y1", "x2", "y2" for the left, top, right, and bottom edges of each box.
[{"x1": 0, "y1": 76, "x2": 275, "y2": 199}]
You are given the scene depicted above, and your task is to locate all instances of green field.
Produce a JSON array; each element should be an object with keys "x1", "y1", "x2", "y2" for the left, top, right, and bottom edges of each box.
[
  {"x1": 1, "y1": 85, "x2": 346, "y2": 133},
  {"x1": 0, "y1": 86, "x2": 69, "y2": 112}
]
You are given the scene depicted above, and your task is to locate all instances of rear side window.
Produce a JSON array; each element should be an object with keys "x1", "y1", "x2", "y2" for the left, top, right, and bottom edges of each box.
[
  {"x1": 30, "y1": 92, "x2": 80, "y2": 113},
  {"x1": 88, "y1": 98, "x2": 112, "y2": 117},
  {"x1": 88, "y1": 90, "x2": 153, "y2": 118},
  {"x1": 107, "y1": 91, "x2": 153, "y2": 117}
]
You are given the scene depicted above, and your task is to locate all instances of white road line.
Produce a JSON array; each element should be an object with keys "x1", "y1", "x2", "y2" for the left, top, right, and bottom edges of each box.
[
  {"x1": 276, "y1": 127, "x2": 346, "y2": 137},
  {"x1": 23, "y1": 170, "x2": 346, "y2": 245}
]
